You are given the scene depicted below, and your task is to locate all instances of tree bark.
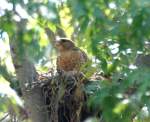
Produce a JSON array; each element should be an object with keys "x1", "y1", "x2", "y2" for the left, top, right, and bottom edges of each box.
[{"x1": 9, "y1": 20, "x2": 49, "y2": 122}]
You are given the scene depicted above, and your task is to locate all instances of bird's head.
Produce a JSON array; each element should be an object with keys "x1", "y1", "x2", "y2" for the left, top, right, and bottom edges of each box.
[{"x1": 55, "y1": 38, "x2": 75, "y2": 51}]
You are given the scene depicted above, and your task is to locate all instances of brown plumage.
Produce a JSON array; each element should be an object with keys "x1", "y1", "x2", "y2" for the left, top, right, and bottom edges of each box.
[
  {"x1": 55, "y1": 38, "x2": 88, "y2": 122},
  {"x1": 55, "y1": 38, "x2": 88, "y2": 73}
]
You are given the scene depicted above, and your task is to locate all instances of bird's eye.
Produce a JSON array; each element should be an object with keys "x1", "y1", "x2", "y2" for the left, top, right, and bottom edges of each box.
[{"x1": 61, "y1": 39, "x2": 67, "y2": 42}]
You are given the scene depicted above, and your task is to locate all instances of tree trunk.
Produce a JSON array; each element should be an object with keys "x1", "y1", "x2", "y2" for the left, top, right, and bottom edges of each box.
[{"x1": 9, "y1": 20, "x2": 49, "y2": 122}]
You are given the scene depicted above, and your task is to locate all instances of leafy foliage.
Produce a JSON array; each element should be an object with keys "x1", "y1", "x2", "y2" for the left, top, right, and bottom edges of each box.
[{"x1": 0, "y1": 0, "x2": 150, "y2": 122}]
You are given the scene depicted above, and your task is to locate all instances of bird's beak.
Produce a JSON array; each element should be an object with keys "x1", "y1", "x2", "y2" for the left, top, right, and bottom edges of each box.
[{"x1": 55, "y1": 38, "x2": 61, "y2": 46}]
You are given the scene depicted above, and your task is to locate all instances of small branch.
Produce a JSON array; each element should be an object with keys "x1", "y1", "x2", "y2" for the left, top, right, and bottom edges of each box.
[
  {"x1": 56, "y1": 26, "x2": 66, "y2": 37},
  {"x1": 0, "y1": 113, "x2": 9, "y2": 122},
  {"x1": 0, "y1": 61, "x2": 14, "y2": 83},
  {"x1": 45, "y1": 26, "x2": 67, "y2": 43},
  {"x1": 45, "y1": 27, "x2": 56, "y2": 46}
]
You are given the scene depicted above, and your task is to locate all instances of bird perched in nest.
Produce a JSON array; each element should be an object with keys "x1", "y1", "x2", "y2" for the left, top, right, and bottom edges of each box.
[
  {"x1": 55, "y1": 38, "x2": 88, "y2": 122},
  {"x1": 55, "y1": 38, "x2": 88, "y2": 75}
]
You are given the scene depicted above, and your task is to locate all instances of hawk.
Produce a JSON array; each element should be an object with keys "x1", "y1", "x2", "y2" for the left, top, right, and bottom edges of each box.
[
  {"x1": 55, "y1": 38, "x2": 88, "y2": 74},
  {"x1": 55, "y1": 38, "x2": 88, "y2": 122}
]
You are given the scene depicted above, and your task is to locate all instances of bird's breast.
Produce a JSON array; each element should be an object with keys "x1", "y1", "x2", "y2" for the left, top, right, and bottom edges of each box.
[{"x1": 57, "y1": 51, "x2": 83, "y2": 71}]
